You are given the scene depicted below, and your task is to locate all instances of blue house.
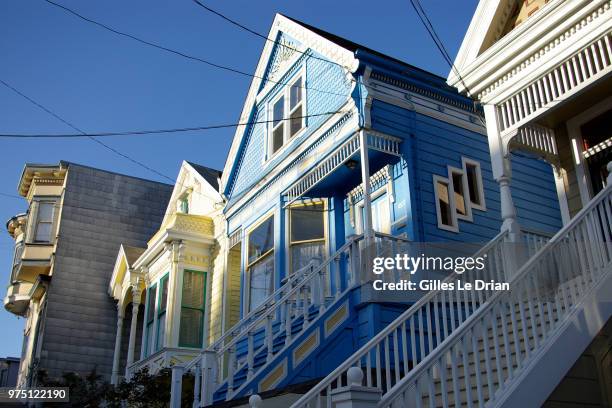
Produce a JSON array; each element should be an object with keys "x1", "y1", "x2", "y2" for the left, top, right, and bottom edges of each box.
[{"x1": 173, "y1": 14, "x2": 565, "y2": 406}]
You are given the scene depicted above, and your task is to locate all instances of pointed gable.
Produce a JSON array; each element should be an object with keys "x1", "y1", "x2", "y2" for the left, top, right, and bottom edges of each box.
[{"x1": 220, "y1": 14, "x2": 359, "y2": 199}]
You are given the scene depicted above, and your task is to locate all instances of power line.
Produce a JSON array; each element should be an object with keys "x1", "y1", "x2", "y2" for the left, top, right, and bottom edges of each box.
[
  {"x1": 42, "y1": 0, "x2": 349, "y2": 98},
  {"x1": 0, "y1": 110, "x2": 347, "y2": 138},
  {"x1": 0, "y1": 78, "x2": 175, "y2": 182},
  {"x1": 190, "y1": 0, "x2": 354, "y2": 74},
  {"x1": 408, "y1": 0, "x2": 474, "y2": 99}
]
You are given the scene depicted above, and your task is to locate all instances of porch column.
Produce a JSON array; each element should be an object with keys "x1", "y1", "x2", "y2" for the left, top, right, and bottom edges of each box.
[
  {"x1": 166, "y1": 240, "x2": 185, "y2": 347},
  {"x1": 483, "y1": 104, "x2": 521, "y2": 239},
  {"x1": 125, "y1": 285, "x2": 141, "y2": 370},
  {"x1": 359, "y1": 129, "x2": 374, "y2": 243},
  {"x1": 111, "y1": 304, "x2": 125, "y2": 385}
]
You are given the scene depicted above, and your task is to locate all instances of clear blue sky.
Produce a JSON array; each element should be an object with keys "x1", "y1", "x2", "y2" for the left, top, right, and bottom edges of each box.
[{"x1": 0, "y1": 0, "x2": 477, "y2": 357}]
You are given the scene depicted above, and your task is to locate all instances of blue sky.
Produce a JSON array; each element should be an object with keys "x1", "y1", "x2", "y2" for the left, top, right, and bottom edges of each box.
[{"x1": 0, "y1": 0, "x2": 477, "y2": 357}]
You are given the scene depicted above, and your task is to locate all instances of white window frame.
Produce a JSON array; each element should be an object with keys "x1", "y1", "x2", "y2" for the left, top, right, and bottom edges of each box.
[
  {"x1": 29, "y1": 197, "x2": 59, "y2": 244},
  {"x1": 244, "y1": 213, "x2": 276, "y2": 313},
  {"x1": 356, "y1": 187, "x2": 392, "y2": 235},
  {"x1": 286, "y1": 199, "x2": 328, "y2": 276},
  {"x1": 461, "y1": 157, "x2": 486, "y2": 211},
  {"x1": 433, "y1": 174, "x2": 459, "y2": 233},
  {"x1": 448, "y1": 166, "x2": 473, "y2": 222},
  {"x1": 266, "y1": 70, "x2": 307, "y2": 160}
]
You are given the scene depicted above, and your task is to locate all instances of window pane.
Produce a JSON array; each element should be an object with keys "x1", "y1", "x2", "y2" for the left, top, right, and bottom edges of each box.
[
  {"x1": 248, "y1": 254, "x2": 274, "y2": 311},
  {"x1": 466, "y1": 164, "x2": 482, "y2": 206},
  {"x1": 291, "y1": 241, "x2": 324, "y2": 273},
  {"x1": 146, "y1": 324, "x2": 155, "y2": 356},
  {"x1": 290, "y1": 204, "x2": 324, "y2": 242},
  {"x1": 35, "y1": 222, "x2": 52, "y2": 242},
  {"x1": 452, "y1": 172, "x2": 467, "y2": 216},
  {"x1": 159, "y1": 278, "x2": 168, "y2": 313},
  {"x1": 248, "y1": 217, "x2": 274, "y2": 264},
  {"x1": 37, "y1": 202, "x2": 54, "y2": 222},
  {"x1": 182, "y1": 271, "x2": 205, "y2": 309},
  {"x1": 436, "y1": 181, "x2": 453, "y2": 226},
  {"x1": 156, "y1": 314, "x2": 165, "y2": 351},
  {"x1": 147, "y1": 287, "x2": 157, "y2": 322},
  {"x1": 179, "y1": 308, "x2": 203, "y2": 347},
  {"x1": 272, "y1": 124, "x2": 284, "y2": 153},
  {"x1": 273, "y1": 96, "x2": 284, "y2": 126},
  {"x1": 289, "y1": 104, "x2": 303, "y2": 137},
  {"x1": 290, "y1": 78, "x2": 302, "y2": 109}
]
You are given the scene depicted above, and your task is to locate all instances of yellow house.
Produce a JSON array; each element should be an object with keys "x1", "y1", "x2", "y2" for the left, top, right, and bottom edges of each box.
[{"x1": 108, "y1": 161, "x2": 230, "y2": 384}]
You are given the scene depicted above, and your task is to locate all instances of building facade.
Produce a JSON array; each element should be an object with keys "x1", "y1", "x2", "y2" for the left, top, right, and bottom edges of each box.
[
  {"x1": 167, "y1": 14, "x2": 574, "y2": 407},
  {"x1": 0, "y1": 357, "x2": 19, "y2": 387},
  {"x1": 3, "y1": 162, "x2": 172, "y2": 386}
]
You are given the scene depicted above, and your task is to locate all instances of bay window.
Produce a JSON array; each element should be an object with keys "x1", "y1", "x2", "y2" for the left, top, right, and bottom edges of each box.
[
  {"x1": 156, "y1": 275, "x2": 168, "y2": 351},
  {"x1": 144, "y1": 284, "x2": 157, "y2": 357},
  {"x1": 179, "y1": 270, "x2": 206, "y2": 348},
  {"x1": 247, "y1": 216, "x2": 274, "y2": 312},
  {"x1": 31, "y1": 199, "x2": 58, "y2": 243}
]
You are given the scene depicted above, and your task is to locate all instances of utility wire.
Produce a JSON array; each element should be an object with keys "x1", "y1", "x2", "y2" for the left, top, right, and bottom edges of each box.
[
  {"x1": 0, "y1": 110, "x2": 346, "y2": 138},
  {"x1": 408, "y1": 0, "x2": 475, "y2": 99},
  {"x1": 190, "y1": 0, "x2": 354, "y2": 74},
  {"x1": 42, "y1": 0, "x2": 349, "y2": 98},
  {"x1": 0, "y1": 78, "x2": 175, "y2": 182}
]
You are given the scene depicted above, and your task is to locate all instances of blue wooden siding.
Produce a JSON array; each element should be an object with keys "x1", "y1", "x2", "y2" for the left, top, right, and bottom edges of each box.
[
  {"x1": 370, "y1": 99, "x2": 562, "y2": 241},
  {"x1": 227, "y1": 35, "x2": 351, "y2": 202}
]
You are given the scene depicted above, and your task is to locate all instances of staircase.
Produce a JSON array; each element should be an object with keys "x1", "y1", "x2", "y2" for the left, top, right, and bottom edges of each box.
[
  {"x1": 171, "y1": 232, "x2": 410, "y2": 407},
  {"x1": 291, "y1": 184, "x2": 612, "y2": 408}
]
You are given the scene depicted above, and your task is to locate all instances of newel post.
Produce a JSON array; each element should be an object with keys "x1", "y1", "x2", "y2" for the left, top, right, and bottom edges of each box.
[
  {"x1": 201, "y1": 350, "x2": 218, "y2": 406},
  {"x1": 331, "y1": 367, "x2": 381, "y2": 408},
  {"x1": 170, "y1": 365, "x2": 184, "y2": 408}
]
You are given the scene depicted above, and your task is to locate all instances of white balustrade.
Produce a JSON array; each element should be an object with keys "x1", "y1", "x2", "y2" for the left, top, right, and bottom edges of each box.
[
  {"x1": 377, "y1": 185, "x2": 612, "y2": 407},
  {"x1": 291, "y1": 225, "x2": 555, "y2": 408}
]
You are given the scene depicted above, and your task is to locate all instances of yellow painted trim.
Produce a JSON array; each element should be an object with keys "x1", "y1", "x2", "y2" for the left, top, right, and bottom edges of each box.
[
  {"x1": 293, "y1": 330, "x2": 319, "y2": 368},
  {"x1": 324, "y1": 301, "x2": 349, "y2": 338},
  {"x1": 259, "y1": 358, "x2": 287, "y2": 392}
]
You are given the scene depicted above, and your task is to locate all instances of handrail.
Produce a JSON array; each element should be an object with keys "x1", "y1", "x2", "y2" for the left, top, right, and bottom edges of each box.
[
  {"x1": 380, "y1": 184, "x2": 612, "y2": 406},
  {"x1": 217, "y1": 234, "x2": 362, "y2": 356},
  {"x1": 179, "y1": 237, "x2": 356, "y2": 373},
  {"x1": 291, "y1": 228, "x2": 512, "y2": 407}
]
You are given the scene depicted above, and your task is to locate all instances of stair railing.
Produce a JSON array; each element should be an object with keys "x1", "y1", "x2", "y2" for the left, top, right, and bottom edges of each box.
[
  {"x1": 290, "y1": 227, "x2": 520, "y2": 408},
  {"x1": 379, "y1": 184, "x2": 612, "y2": 407},
  {"x1": 181, "y1": 233, "x2": 366, "y2": 407}
]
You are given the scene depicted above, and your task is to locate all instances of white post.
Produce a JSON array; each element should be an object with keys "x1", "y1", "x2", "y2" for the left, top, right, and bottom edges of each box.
[
  {"x1": 125, "y1": 296, "x2": 141, "y2": 373},
  {"x1": 111, "y1": 305, "x2": 125, "y2": 385},
  {"x1": 201, "y1": 350, "x2": 218, "y2": 406},
  {"x1": 331, "y1": 367, "x2": 381, "y2": 408},
  {"x1": 170, "y1": 365, "x2": 184, "y2": 408},
  {"x1": 483, "y1": 104, "x2": 521, "y2": 239},
  {"x1": 359, "y1": 130, "x2": 374, "y2": 244},
  {"x1": 249, "y1": 394, "x2": 262, "y2": 407}
]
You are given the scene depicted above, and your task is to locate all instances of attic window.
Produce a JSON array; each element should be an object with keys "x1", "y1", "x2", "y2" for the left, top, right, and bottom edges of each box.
[{"x1": 269, "y1": 73, "x2": 306, "y2": 157}]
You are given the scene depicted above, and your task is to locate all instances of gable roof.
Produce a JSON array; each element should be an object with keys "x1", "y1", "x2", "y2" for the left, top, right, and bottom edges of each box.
[
  {"x1": 281, "y1": 14, "x2": 447, "y2": 82},
  {"x1": 221, "y1": 13, "x2": 466, "y2": 197},
  {"x1": 123, "y1": 245, "x2": 146, "y2": 267},
  {"x1": 186, "y1": 161, "x2": 222, "y2": 192},
  {"x1": 220, "y1": 13, "x2": 359, "y2": 196}
]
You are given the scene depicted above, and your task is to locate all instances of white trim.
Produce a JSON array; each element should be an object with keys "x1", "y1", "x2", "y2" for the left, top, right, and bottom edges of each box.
[
  {"x1": 220, "y1": 13, "x2": 359, "y2": 192},
  {"x1": 554, "y1": 167, "x2": 571, "y2": 226},
  {"x1": 448, "y1": 166, "x2": 474, "y2": 222},
  {"x1": 355, "y1": 186, "x2": 392, "y2": 235},
  {"x1": 266, "y1": 68, "x2": 308, "y2": 162},
  {"x1": 432, "y1": 174, "x2": 459, "y2": 233},
  {"x1": 366, "y1": 81, "x2": 486, "y2": 135},
  {"x1": 243, "y1": 210, "x2": 276, "y2": 315},
  {"x1": 462, "y1": 157, "x2": 487, "y2": 211}
]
